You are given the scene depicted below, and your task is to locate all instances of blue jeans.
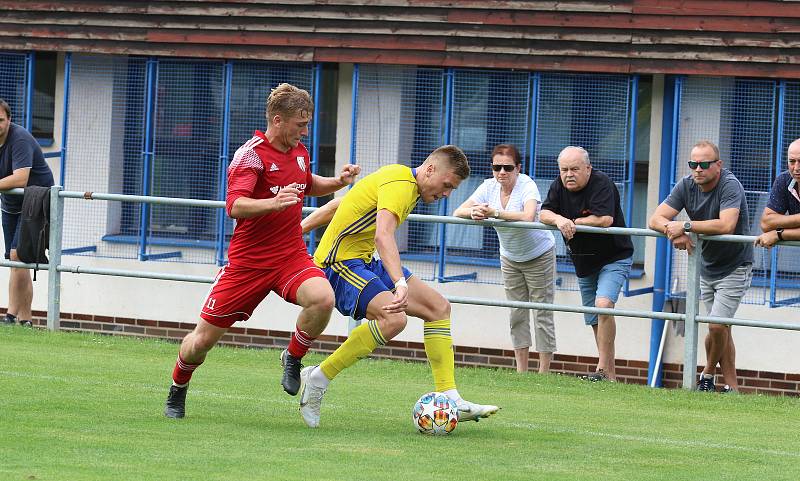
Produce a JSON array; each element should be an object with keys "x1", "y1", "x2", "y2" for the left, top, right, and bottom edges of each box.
[
  {"x1": 577, "y1": 256, "x2": 633, "y2": 326},
  {"x1": 1, "y1": 210, "x2": 21, "y2": 259}
]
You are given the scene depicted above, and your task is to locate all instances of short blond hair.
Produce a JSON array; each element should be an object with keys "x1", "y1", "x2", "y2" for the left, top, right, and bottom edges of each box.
[
  {"x1": 266, "y1": 83, "x2": 313, "y2": 121},
  {"x1": 431, "y1": 145, "x2": 470, "y2": 179}
]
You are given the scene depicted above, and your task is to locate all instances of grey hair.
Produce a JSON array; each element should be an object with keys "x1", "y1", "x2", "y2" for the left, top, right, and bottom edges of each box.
[{"x1": 557, "y1": 146, "x2": 590, "y2": 165}]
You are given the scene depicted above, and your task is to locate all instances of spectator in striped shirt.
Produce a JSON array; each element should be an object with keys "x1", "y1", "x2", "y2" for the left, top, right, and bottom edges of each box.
[{"x1": 453, "y1": 144, "x2": 557, "y2": 373}]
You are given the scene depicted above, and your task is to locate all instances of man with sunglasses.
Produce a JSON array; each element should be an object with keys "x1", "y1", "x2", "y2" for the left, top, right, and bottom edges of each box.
[
  {"x1": 540, "y1": 146, "x2": 633, "y2": 382},
  {"x1": 649, "y1": 140, "x2": 753, "y2": 393}
]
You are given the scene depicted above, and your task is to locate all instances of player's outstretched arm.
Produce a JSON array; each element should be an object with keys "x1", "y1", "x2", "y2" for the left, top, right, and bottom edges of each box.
[
  {"x1": 229, "y1": 184, "x2": 301, "y2": 219},
  {"x1": 308, "y1": 164, "x2": 361, "y2": 197},
  {"x1": 302, "y1": 197, "x2": 341, "y2": 234}
]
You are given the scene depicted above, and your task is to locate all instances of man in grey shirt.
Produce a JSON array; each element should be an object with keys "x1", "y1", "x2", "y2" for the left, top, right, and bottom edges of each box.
[{"x1": 649, "y1": 140, "x2": 753, "y2": 393}]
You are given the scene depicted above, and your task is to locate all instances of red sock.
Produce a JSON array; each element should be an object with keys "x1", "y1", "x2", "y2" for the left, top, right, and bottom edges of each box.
[
  {"x1": 172, "y1": 353, "x2": 202, "y2": 385},
  {"x1": 287, "y1": 327, "x2": 314, "y2": 358}
]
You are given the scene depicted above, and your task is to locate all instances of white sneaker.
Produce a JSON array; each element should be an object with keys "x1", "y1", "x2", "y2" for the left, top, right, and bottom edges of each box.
[
  {"x1": 299, "y1": 366, "x2": 326, "y2": 428},
  {"x1": 456, "y1": 399, "x2": 499, "y2": 422}
]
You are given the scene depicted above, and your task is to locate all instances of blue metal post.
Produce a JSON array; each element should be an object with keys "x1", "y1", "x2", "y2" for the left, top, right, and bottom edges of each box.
[
  {"x1": 647, "y1": 75, "x2": 680, "y2": 387},
  {"x1": 347, "y1": 64, "x2": 361, "y2": 334},
  {"x1": 527, "y1": 73, "x2": 540, "y2": 177},
  {"x1": 623, "y1": 75, "x2": 639, "y2": 296},
  {"x1": 216, "y1": 61, "x2": 233, "y2": 266},
  {"x1": 665, "y1": 76, "x2": 683, "y2": 290},
  {"x1": 59, "y1": 53, "x2": 71, "y2": 186},
  {"x1": 625, "y1": 75, "x2": 639, "y2": 231},
  {"x1": 436, "y1": 69, "x2": 454, "y2": 282},
  {"x1": 349, "y1": 64, "x2": 359, "y2": 166},
  {"x1": 139, "y1": 58, "x2": 158, "y2": 261},
  {"x1": 769, "y1": 80, "x2": 786, "y2": 307},
  {"x1": 307, "y1": 63, "x2": 323, "y2": 252},
  {"x1": 24, "y1": 52, "x2": 35, "y2": 131}
]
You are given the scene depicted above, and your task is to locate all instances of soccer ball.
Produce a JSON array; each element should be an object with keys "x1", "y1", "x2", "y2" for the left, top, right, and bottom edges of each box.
[{"x1": 412, "y1": 391, "x2": 458, "y2": 435}]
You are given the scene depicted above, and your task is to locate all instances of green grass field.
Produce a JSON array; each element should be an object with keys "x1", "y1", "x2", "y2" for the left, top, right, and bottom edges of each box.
[{"x1": 1, "y1": 327, "x2": 798, "y2": 481}]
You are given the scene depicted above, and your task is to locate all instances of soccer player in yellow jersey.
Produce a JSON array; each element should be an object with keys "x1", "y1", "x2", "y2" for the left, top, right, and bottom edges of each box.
[{"x1": 297, "y1": 145, "x2": 499, "y2": 428}]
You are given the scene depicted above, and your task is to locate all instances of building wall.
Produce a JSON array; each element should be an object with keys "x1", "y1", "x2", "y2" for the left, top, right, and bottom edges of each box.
[{"x1": 3, "y1": 1, "x2": 799, "y2": 78}]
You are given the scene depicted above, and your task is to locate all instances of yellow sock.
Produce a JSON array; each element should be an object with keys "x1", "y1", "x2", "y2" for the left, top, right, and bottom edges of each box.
[
  {"x1": 424, "y1": 319, "x2": 456, "y2": 392},
  {"x1": 320, "y1": 320, "x2": 386, "y2": 380}
]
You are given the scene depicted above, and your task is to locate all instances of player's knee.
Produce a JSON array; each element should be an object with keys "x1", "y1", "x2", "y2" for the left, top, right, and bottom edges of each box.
[
  {"x1": 311, "y1": 289, "x2": 335, "y2": 314},
  {"x1": 430, "y1": 297, "x2": 451, "y2": 321},
  {"x1": 380, "y1": 312, "x2": 407, "y2": 338},
  {"x1": 9, "y1": 249, "x2": 19, "y2": 262}
]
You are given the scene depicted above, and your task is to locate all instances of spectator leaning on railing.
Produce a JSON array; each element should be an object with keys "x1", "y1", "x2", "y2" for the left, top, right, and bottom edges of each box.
[
  {"x1": 755, "y1": 138, "x2": 800, "y2": 248},
  {"x1": 453, "y1": 143, "x2": 557, "y2": 374},
  {"x1": 539, "y1": 146, "x2": 634, "y2": 383},
  {"x1": 0, "y1": 98, "x2": 55, "y2": 328},
  {"x1": 649, "y1": 140, "x2": 753, "y2": 394}
]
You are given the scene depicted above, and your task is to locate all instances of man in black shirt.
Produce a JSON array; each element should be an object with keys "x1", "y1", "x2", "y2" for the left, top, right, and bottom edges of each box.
[
  {"x1": 0, "y1": 99, "x2": 55, "y2": 327},
  {"x1": 541, "y1": 146, "x2": 634, "y2": 381}
]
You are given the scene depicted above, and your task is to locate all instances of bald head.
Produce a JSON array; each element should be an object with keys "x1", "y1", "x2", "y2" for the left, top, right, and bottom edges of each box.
[
  {"x1": 789, "y1": 138, "x2": 800, "y2": 155},
  {"x1": 788, "y1": 139, "x2": 800, "y2": 181}
]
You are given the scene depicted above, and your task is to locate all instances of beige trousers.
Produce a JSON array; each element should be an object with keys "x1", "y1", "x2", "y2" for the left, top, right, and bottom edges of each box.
[{"x1": 500, "y1": 247, "x2": 557, "y2": 353}]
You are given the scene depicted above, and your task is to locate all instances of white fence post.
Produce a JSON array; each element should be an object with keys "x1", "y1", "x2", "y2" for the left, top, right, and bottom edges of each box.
[
  {"x1": 682, "y1": 234, "x2": 702, "y2": 389},
  {"x1": 46, "y1": 186, "x2": 64, "y2": 331}
]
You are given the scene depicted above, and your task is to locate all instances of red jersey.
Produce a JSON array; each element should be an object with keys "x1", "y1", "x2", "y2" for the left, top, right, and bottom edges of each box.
[{"x1": 225, "y1": 131, "x2": 314, "y2": 268}]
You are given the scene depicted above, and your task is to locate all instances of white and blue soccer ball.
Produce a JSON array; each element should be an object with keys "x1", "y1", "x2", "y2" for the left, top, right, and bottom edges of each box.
[{"x1": 412, "y1": 391, "x2": 458, "y2": 435}]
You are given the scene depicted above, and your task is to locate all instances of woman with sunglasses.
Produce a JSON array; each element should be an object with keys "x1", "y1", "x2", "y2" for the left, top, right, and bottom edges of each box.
[{"x1": 453, "y1": 144, "x2": 557, "y2": 373}]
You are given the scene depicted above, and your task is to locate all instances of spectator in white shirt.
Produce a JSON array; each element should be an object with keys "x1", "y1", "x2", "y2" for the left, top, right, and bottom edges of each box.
[{"x1": 454, "y1": 144, "x2": 557, "y2": 373}]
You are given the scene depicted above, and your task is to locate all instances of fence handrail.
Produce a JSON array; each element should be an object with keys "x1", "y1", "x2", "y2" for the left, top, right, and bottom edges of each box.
[
  {"x1": 33, "y1": 188, "x2": 800, "y2": 246},
  {"x1": 1, "y1": 186, "x2": 796, "y2": 390}
]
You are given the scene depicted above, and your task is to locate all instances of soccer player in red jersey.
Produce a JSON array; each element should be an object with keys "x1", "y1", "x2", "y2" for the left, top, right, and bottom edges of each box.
[{"x1": 164, "y1": 83, "x2": 360, "y2": 418}]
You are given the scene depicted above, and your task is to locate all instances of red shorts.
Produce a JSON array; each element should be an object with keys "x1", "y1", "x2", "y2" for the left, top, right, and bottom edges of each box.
[{"x1": 199, "y1": 256, "x2": 325, "y2": 328}]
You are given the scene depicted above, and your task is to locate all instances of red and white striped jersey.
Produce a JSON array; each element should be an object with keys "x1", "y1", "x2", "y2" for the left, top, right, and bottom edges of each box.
[{"x1": 225, "y1": 130, "x2": 314, "y2": 268}]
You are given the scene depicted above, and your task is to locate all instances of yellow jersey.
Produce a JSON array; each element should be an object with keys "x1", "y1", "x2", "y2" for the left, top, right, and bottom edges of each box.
[{"x1": 314, "y1": 164, "x2": 420, "y2": 267}]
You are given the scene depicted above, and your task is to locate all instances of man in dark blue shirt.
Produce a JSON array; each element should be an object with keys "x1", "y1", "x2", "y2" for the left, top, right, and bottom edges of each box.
[
  {"x1": 0, "y1": 99, "x2": 55, "y2": 327},
  {"x1": 756, "y1": 138, "x2": 800, "y2": 247}
]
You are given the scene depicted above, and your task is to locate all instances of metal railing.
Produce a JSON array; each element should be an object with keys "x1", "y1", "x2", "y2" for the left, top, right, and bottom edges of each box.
[{"x1": 3, "y1": 186, "x2": 800, "y2": 390}]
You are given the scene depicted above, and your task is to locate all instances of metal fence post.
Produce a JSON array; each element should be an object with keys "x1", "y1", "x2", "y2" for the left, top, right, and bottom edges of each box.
[
  {"x1": 682, "y1": 234, "x2": 702, "y2": 389},
  {"x1": 47, "y1": 186, "x2": 64, "y2": 331}
]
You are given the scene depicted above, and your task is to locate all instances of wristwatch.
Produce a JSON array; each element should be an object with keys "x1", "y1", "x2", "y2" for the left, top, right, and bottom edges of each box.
[
  {"x1": 683, "y1": 221, "x2": 692, "y2": 232},
  {"x1": 777, "y1": 228, "x2": 785, "y2": 241}
]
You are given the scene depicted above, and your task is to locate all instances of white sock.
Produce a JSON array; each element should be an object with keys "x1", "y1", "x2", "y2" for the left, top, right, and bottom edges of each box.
[
  {"x1": 444, "y1": 389, "x2": 462, "y2": 404},
  {"x1": 310, "y1": 366, "x2": 330, "y2": 388}
]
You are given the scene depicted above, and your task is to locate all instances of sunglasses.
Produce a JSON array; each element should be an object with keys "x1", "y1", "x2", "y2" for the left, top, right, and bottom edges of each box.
[
  {"x1": 687, "y1": 160, "x2": 719, "y2": 170},
  {"x1": 492, "y1": 164, "x2": 516, "y2": 172}
]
